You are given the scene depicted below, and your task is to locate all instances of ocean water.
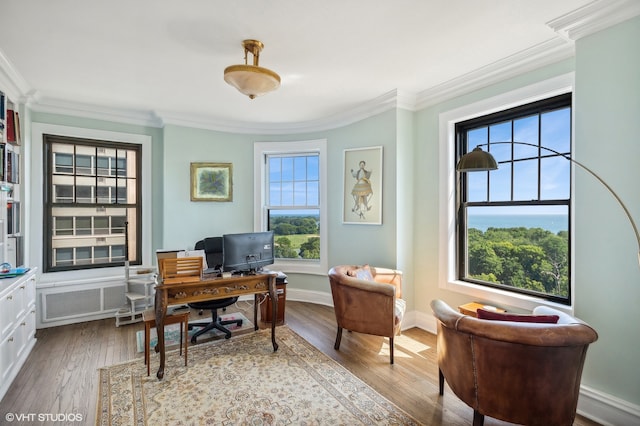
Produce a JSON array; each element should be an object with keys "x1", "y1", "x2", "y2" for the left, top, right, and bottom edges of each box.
[{"x1": 468, "y1": 214, "x2": 568, "y2": 234}]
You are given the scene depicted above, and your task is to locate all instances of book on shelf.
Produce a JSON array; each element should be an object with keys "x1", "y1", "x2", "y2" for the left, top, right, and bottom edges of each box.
[
  {"x1": 13, "y1": 110, "x2": 20, "y2": 144},
  {"x1": 6, "y1": 109, "x2": 15, "y2": 143},
  {"x1": 6, "y1": 150, "x2": 18, "y2": 183},
  {"x1": 5, "y1": 109, "x2": 20, "y2": 145},
  {"x1": 7, "y1": 202, "x2": 20, "y2": 235},
  {"x1": 0, "y1": 143, "x2": 4, "y2": 182}
]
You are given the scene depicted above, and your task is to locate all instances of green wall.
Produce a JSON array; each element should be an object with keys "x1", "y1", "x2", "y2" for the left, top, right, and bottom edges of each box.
[
  {"x1": 573, "y1": 15, "x2": 640, "y2": 403},
  {"x1": 160, "y1": 110, "x2": 399, "y2": 293}
]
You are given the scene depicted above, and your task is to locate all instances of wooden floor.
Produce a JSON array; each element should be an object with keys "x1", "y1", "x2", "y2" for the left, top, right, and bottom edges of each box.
[{"x1": 0, "y1": 300, "x2": 600, "y2": 425}]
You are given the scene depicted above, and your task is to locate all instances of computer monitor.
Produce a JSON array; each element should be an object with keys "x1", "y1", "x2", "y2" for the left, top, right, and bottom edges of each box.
[{"x1": 222, "y1": 231, "x2": 275, "y2": 273}]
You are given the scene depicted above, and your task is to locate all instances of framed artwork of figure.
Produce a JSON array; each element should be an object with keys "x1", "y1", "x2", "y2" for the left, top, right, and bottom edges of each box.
[{"x1": 342, "y1": 146, "x2": 382, "y2": 225}]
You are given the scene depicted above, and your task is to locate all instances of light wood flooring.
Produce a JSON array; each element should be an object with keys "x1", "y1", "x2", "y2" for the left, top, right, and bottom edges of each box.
[{"x1": 0, "y1": 300, "x2": 600, "y2": 425}]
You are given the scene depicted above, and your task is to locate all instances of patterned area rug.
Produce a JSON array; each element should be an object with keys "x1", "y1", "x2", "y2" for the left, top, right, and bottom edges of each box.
[
  {"x1": 134, "y1": 312, "x2": 253, "y2": 352},
  {"x1": 98, "y1": 326, "x2": 421, "y2": 425}
]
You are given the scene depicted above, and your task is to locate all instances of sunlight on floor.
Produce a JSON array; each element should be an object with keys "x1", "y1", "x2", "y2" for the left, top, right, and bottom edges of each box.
[{"x1": 379, "y1": 334, "x2": 432, "y2": 359}]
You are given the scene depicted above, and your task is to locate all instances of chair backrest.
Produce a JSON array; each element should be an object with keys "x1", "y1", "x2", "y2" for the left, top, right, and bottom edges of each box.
[
  {"x1": 194, "y1": 237, "x2": 223, "y2": 270},
  {"x1": 431, "y1": 299, "x2": 598, "y2": 425},
  {"x1": 159, "y1": 257, "x2": 203, "y2": 284},
  {"x1": 328, "y1": 265, "x2": 401, "y2": 338}
]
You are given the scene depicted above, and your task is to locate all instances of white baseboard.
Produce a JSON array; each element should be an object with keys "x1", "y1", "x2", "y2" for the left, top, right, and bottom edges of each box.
[{"x1": 577, "y1": 385, "x2": 640, "y2": 426}]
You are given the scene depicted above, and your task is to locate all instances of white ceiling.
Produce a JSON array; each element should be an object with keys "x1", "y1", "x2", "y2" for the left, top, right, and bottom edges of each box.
[{"x1": 0, "y1": 0, "x2": 636, "y2": 132}]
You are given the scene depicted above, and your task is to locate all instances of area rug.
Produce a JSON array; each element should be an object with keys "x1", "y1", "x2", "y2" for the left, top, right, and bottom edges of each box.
[
  {"x1": 98, "y1": 326, "x2": 421, "y2": 425},
  {"x1": 135, "y1": 312, "x2": 253, "y2": 353}
]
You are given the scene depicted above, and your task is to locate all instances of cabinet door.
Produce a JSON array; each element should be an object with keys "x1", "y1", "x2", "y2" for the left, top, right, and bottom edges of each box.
[
  {"x1": 0, "y1": 331, "x2": 18, "y2": 384},
  {"x1": 17, "y1": 306, "x2": 35, "y2": 358},
  {"x1": 0, "y1": 285, "x2": 20, "y2": 340},
  {"x1": 25, "y1": 275, "x2": 36, "y2": 307}
]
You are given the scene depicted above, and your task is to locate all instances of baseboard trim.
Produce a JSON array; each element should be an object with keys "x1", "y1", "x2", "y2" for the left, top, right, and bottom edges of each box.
[{"x1": 577, "y1": 384, "x2": 640, "y2": 426}]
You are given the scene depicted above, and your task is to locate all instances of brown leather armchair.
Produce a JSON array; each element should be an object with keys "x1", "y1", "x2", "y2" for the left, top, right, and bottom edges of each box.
[
  {"x1": 431, "y1": 299, "x2": 598, "y2": 426},
  {"x1": 328, "y1": 265, "x2": 406, "y2": 364}
]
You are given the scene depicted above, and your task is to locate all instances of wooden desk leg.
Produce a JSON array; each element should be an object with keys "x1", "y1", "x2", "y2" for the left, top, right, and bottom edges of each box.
[
  {"x1": 145, "y1": 321, "x2": 151, "y2": 377},
  {"x1": 253, "y1": 294, "x2": 259, "y2": 331},
  {"x1": 183, "y1": 315, "x2": 188, "y2": 367},
  {"x1": 269, "y1": 276, "x2": 278, "y2": 352},
  {"x1": 155, "y1": 289, "x2": 168, "y2": 380}
]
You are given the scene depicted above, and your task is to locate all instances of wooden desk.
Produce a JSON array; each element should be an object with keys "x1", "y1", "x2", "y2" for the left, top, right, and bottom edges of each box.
[{"x1": 154, "y1": 272, "x2": 278, "y2": 380}]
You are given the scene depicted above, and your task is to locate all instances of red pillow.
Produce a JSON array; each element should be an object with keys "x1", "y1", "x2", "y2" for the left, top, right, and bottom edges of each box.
[{"x1": 477, "y1": 309, "x2": 559, "y2": 323}]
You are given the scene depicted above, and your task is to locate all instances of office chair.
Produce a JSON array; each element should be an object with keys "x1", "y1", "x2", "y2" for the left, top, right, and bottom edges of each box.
[{"x1": 188, "y1": 237, "x2": 242, "y2": 343}]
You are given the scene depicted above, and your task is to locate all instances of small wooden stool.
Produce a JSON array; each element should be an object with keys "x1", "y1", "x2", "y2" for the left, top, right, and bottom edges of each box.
[{"x1": 142, "y1": 309, "x2": 190, "y2": 376}]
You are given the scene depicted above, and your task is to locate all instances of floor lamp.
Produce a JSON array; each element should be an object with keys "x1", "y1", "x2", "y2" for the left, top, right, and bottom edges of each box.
[{"x1": 456, "y1": 141, "x2": 640, "y2": 266}]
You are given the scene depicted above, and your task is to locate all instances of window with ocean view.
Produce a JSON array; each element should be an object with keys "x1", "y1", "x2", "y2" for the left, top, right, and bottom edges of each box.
[{"x1": 456, "y1": 93, "x2": 572, "y2": 304}]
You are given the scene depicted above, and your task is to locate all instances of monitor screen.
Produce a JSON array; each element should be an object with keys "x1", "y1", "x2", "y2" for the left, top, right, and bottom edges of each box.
[{"x1": 222, "y1": 231, "x2": 275, "y2": 273}]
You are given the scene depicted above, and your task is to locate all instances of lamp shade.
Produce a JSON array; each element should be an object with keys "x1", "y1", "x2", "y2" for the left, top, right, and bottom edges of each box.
[
  {"x1": 224, "y1": 65, "x2": 280, "y2": 99},
  {"x1": 456, "y1": 146, "x2": 498, "y2": 171}
]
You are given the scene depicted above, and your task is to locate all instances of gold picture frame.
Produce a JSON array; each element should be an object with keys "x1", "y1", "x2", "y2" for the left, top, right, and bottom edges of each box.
[{"x1": 190, "y1": 162, "x2": 233, "y2": 202}]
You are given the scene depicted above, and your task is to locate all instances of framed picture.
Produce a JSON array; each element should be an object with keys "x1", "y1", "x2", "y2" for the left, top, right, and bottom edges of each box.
[
  {"x1": 343, "y1": 146, "x2": 383, "y2": 225},
  {"x1": 190, "y1": 162, "x2": 233, "y2": 202}
]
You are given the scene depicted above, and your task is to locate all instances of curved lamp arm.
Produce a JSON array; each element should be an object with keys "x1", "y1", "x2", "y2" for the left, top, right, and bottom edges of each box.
[{"x1": 457, "y1": 142, "x2": 640, "y2": 266}]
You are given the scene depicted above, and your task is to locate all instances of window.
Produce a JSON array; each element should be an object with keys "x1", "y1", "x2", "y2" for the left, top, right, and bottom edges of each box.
[
  {"x1": 254, "y1": 140, "x2": 327, "y2": 274},
  {"x1": 43, "y1": 135, "x2": 142, "y2": 272},
  {"x1": 456, "y1": 93, "x2": 572, "y2": 304}
]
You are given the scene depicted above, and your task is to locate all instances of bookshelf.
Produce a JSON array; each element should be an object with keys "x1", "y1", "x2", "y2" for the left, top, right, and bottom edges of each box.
[{"x1": 0, "y1": 89, "x2": 22, "y2": 267}]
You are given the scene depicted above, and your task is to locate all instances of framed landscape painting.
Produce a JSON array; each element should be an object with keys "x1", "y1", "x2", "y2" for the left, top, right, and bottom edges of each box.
[
  {"x1": 190, "y1": 162, "x2": 233, "y2": 202},
  {"x1": 342, "y1": 146, "x2": 383, "y2": 225}
]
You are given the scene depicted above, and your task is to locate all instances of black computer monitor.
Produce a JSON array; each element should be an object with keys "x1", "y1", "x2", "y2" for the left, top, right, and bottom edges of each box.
[{"x1": 222, "y1": 231, "x2": 275, "y2": 273}]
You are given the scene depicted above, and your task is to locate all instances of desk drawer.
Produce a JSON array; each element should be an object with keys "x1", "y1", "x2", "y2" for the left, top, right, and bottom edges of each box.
[{"x1": 165, "y1": 277, "x2": 270, "y2": 304}]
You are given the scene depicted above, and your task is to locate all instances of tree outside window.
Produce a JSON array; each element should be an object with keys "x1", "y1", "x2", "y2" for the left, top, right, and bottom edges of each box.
[{"x1": 456, "y1": 93, "x2": 572, "y2": 304}]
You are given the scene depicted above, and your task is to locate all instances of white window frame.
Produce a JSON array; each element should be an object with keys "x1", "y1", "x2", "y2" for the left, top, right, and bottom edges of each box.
[
  {"x1": 438, "y1": 73, "x2": 576, "y2": 313},
  {"x1": 31, "y1": 123, "x2": 152, "y2": 283},
  {"x1": 254, "y1": 139, "x2": 328, "y2": 275}
]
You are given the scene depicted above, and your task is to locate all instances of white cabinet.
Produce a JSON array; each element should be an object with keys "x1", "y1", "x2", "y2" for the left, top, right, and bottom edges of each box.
[{"x1": 0, "y1": 269, "x2": 37, "y2": 401}]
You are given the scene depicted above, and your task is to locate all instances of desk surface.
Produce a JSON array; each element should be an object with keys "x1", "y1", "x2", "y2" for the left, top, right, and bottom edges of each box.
[{"x1": 154, "y1": 272, "x2": 279, "y2": 379}]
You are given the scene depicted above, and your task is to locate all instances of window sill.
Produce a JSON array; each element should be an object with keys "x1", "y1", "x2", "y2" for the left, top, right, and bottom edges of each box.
[
  {"x1": 444, "y1": 279, "x2": 574, "y2": 315},
  {"x1": 271, "y1": 259, "x2": 327, "y2": 276},
  {"x1": 38, "y1": 266, "x2": 128, "y2": 288}
]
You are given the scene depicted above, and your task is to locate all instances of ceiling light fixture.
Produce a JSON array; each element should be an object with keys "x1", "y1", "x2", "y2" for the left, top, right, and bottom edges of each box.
[{"x1": 224, "y1": 39, "x2": 280, "y2": 99}]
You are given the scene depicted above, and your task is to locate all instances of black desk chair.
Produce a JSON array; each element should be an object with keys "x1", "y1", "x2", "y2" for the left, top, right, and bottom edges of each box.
[{"x1": 188, "y1": 237, "x2": 242, "y2": 343}]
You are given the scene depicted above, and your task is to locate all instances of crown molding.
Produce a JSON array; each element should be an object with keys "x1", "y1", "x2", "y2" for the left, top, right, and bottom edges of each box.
[
  {"x1": 414, "y1": 37, "x2": 574, "y2": 111},
  {"x1": 28, "y1": 96, "x2": 163, "y2": 128},
  {"x1": 547, "y1": 0, "x2": 640, "y2": 41},
  {"x1": 159, "y1": 89, "x2": 409, "y2": 135},
  {"x1": 0, "y1": 49, "x2": 31, "y2": 102}
]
